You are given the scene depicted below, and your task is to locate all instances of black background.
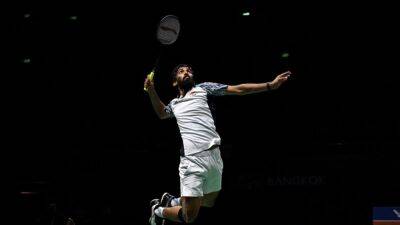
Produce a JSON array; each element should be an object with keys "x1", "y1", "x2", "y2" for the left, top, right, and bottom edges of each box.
[{"x1": 5, "y1": 1, "x2": 399, "y2": 225}]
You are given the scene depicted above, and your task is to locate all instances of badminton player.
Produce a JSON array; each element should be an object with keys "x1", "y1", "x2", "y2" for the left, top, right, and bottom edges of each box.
[{"x1": 144, "y1": 64, "x2": 291, "y2": 224}]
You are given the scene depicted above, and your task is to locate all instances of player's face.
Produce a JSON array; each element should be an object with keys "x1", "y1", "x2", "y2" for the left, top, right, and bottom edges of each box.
[{"x1": 176, "y1": 66, "x2": 194, "y2": 88}]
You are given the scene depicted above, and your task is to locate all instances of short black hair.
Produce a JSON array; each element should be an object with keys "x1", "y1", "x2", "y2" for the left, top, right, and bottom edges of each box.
[{"x1": 171, "y1": 64, "x2": 192, "y2": 82}]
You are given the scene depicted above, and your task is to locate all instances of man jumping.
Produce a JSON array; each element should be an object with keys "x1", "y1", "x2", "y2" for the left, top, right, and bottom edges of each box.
[{"x1": 144, "y1": 64, "x2": 291, "y2": 224}]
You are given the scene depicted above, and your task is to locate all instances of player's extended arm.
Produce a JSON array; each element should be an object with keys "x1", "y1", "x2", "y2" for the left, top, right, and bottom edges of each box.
[
  {"x1": 144, "y1": 73, "x2": 170, "y2": 120},
  {"x1": 226, "y1": 71, "x2": 291, "y2": 95}
]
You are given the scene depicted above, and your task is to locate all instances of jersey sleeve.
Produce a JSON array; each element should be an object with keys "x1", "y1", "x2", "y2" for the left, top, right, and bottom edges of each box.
[{"x1": 197, "y1": 82, "x2": 228, "y2": 96}]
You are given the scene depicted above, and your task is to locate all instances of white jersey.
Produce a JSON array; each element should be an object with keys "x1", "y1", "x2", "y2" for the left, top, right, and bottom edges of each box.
[{"x1": 165, "y1": 82, "x2": 228, "y2": 156}]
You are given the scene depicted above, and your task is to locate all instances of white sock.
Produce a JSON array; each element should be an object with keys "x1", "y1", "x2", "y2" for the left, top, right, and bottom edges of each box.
[
  {"x1": 170, "y1": 197, "x2": 181, "y2": 207},
  {"x1": 154, "y1": 206, "x2": 165, "y2": 218}
]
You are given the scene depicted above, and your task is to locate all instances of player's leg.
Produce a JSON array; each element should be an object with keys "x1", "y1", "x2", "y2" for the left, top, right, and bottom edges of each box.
[
  {"x1": 196, "y1": 148, "x2": 223, "y2": 224},
  {"x1": 150, "y1": 153, "x2": 205, "y2": 224},
  {"x1": 201, "y1": 147, "x2": 223, "y2": 208},
  {"x1": 162, "y1": 196, "x2": 202, "y2": 223},
  {"x1": 201, "y1": 191, "x2": 220, "y2": 208}
]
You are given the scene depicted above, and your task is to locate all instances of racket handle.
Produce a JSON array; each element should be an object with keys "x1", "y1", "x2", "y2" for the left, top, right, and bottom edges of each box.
[{"x1": 144, "y1": 70, "x2": 155, "y2": 92}]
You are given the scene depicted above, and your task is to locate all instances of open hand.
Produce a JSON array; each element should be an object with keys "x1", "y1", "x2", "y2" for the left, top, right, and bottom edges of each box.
[{"x1": 270, "y1": 71, "x2": 291, "y2": 90}]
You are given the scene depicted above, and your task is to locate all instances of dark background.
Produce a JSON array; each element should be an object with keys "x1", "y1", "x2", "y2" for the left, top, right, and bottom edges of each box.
[{"x1": 5, "y1": 1, "x2": 399, "y2": 225}]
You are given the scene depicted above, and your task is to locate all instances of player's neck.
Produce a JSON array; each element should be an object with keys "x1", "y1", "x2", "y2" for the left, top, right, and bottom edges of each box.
[{"x1": 178, "y1": 85, "x2": 194, "y2": 98}]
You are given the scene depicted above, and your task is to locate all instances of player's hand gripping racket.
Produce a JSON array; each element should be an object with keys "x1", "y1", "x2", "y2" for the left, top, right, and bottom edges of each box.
[{"x1": 144, "y1": 15, "x2": 181, "y2": 92}]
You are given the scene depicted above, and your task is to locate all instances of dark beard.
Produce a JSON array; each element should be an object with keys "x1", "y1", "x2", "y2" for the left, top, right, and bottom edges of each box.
[{"x1": 181, "y1": 78, "x2": 194, "y2": 92}]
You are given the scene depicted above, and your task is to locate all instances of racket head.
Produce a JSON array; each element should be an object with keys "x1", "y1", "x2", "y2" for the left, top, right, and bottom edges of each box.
[{"x1": 156, "y1": 15, "x2": 180, "y2": 45}]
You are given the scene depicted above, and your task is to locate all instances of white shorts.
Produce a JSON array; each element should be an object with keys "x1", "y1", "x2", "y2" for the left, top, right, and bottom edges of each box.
[{"x1": 179, "y1": 147, "x2": 223, "y2": 197}]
